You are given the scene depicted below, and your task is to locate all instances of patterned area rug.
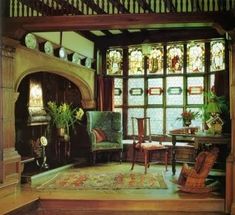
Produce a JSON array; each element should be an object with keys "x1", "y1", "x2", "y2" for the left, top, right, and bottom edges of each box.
[{"x1": 36, "y1": 171, "x2": 167, "y2": 190}]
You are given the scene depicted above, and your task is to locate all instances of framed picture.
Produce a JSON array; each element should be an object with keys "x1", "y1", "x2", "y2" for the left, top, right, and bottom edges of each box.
[{"x1": 206, "y1": 115, "x2": 224, "y2": 128}]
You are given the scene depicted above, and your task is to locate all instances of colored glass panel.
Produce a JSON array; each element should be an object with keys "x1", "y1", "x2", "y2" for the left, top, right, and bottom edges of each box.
[
  {"x1": 128, "y1": 78, "x2": 144, "y2": 105},
  {"x1": 188, "y1": 86, "x2": 203, "y2": 95},
  {"x1": 148, "y1": 78, "x2": 163, "y2": 105},
  {"x1": 210, "y1": 41, "x2": 225, "y2": 71},
  {"x1": 146, "y1": 108, "x2": 164, "y2": 134},
  {"x1": 129, "y1": 88, "x2": 143, "y2": 96},
  {"x1": 106, "y1": 49, "x2": 123, "y2": 75},
  {"x1": 114, "y1": 78, "x2": 123, "y2": 106},
  {"x1": 166, "y1": 108, "x2": 183, "y2": 132},
  {"x1": 167, "y1": 44, "x2": 184, "y2": 74},
  {"x1": 127, "y1": 108, "x2": 144, "y2": 135},
  {"x1": 187, "y1": 42, "x2": 205, "y2": 73},
  {"x1": 187, "y1": 77, "x2": 204, "y2": 104},
  {"x1": 167, "y1": 87, "x2": 182, "y2": 95},
  {"x1": 147, "y1": 46, "x2": 164, "y2": 74},
  {"x1": 166, "y1": 77, "x2": 183, "y2": 105},
  {"x1": 210, "y1": 74, "x2": 215, "y2": 92},
  {"x1": 128, "y1": 48, "x2": 144, "y2": 75}
]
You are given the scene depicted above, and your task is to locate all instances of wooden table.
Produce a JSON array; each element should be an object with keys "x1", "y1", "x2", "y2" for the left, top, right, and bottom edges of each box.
[{"x1": 169, "y1": 132, "x2": 231, "y2": 175}]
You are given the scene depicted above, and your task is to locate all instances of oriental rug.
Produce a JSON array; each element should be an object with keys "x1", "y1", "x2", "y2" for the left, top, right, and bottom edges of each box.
[{"x1": 36, "y1": 165, "x2": 167, "y2": 190}]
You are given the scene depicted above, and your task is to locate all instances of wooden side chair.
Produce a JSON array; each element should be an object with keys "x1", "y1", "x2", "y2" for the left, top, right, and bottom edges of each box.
[
  {"x1": 131, "y1": 117, "x2": 168, "y2": 174},
  {"x1": 176, "y1": 147, "x2": 219, "y2": 193}
]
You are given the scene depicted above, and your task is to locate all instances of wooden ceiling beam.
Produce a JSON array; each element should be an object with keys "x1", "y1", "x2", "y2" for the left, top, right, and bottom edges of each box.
[
  {"x1": 3, "y1": 13, "x2": 234, "y2": 40},
  {"x1": 95, "y1": 28, "x2": 222, "y2": 48}
]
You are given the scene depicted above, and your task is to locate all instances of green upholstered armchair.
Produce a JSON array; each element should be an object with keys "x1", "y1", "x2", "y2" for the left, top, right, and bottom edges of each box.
[{"x1": 86, "y1": 111, "x2": 123, "y2": 164}]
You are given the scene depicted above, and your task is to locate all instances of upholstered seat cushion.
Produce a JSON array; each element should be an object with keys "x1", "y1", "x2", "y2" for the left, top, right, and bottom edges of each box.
[{"x1": 135, "y1": 141, "x2": 165, "y2": 150}]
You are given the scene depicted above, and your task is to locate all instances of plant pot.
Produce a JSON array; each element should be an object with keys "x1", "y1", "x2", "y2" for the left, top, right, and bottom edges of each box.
[{"x1": 183, "y1": 119, "x2": 191, "y2": 127}]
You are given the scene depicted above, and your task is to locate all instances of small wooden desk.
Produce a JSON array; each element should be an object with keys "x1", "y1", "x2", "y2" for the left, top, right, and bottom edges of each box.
[{"x1": 170, "y1": 132, "x2": 231, "y2": 175}]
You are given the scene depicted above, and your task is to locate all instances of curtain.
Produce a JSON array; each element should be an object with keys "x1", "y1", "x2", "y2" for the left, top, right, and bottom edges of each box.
[{"x1": 97, "y1": 76, "x2": 114, "y2": 111}]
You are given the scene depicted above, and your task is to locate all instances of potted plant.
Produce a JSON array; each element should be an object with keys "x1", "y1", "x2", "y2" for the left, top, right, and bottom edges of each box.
[
  {"x1": 177, "y1": 110, "x2": 199, "y2": 127},
  {"x1": 47, "y1": 101, "x2": 84, "y2": 137},
  {"x1": 202, "y1": 91, "x2": 229, "y2": 134}
]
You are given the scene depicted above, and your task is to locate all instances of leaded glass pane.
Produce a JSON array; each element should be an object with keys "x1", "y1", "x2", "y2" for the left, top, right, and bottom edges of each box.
[
  {"x1": 188, "y1": 108, "x2": 202, "y2": 129},
  {"x1": 146, "y1": 108, "x2": 163, "y2": 134},
  {"x1": 106, "y1": 49, "x2": 123, "y2": 75},
  {"x1": 166, "y1": 76, "x2": 183, "y2": 105},
  {"x1": 128, "y1": 78, "x2": 145, "y2": 105},
  {"x1": 114, "y1": 78, "x2": 123, "y2": 106},
  {"x1": 210, "y1": 74, "x2": 215, "y2": 91},
  {"x1": 187, "y1": 42, "x2": 205, "y2": 73},
  {"x1": 210, "y1": 41, "x2": 225, "y2": 71},
  {"x1": 148, "y1": 78, "x2": 163, "y2": 104},
  {"x1": 187, "y1": 77, "x2": 204, "y2": 104},
  {"x1": 127, "y1": 108, "x2": 144, "y2": 135},
  {"x1": 147, "y1": 46, "x2": 164, "y2": 74},
  {"x1": 167, "y1": 44, "x2": 184, "y2": 74},
  {"x1": 129, "y1": 48, "x2": 144, "y2": 75},
  {"x1": 166, "y1": 108, "x2": 183, "y2": 132}
]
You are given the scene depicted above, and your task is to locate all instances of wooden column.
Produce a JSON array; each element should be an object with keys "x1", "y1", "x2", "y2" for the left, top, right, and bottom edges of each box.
[
  {"x1": 0, "y1": 38, "x2": 21, "y2": 197},
  {"x1": 228, "y1": 40, "x2": 235, "y2": 215}
]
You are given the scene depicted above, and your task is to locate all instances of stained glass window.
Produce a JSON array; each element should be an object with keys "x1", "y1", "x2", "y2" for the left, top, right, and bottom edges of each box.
[
  {"x1": 166, "y1": 108, "x2": 183, "y2": 132},
  {"x1": 147, "y1": 46, "x2": 164, "y2": 74},
  {"x1": 146, "y1": 108, "x2": 163, "y2": 134},
  {"x1": 128, "y1": 78, "x2": 144, "y2": 105},
  {"x1": 148, "y1": 78, "x2": 163, "y2": 105},
  {"x1": 114, "y1": 78, "x2": 123, "y2": 106},
  {"x1": 129, "y1": 48, "x2": 144, "y2": 75},
  {"x1": 106, "y1": 49, "x2": 123, "y2": 75},
  {"x1": 210, "y1": 41, "x2": 225, "y2": 71},
  {"x1": 210, "y1": 74, "x2": 215, "y2": 92},
  {"x1": 166, "y1": 76, "x2": 183, "y2": 105},
  {"x1": 187, "y1": 42, "x2": 205, "y2": 73},
  {"x1": 187, "y1": 77, "x2": 204, "y2": 104},
  {"x1": 167, "y1": 44, "x2": 184, "y2": 74},
  {"x1": 127, "y1": 108, "x2": 144, "y2": 135}
]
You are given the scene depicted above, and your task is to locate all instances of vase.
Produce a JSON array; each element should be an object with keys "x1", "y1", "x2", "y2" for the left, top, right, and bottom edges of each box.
[
  {"x1": 183, "y1": 119, "x2": 191, "y2": 127},
  {"x1": 57, "y1": 127, "x2": 65, "y2": 137}
]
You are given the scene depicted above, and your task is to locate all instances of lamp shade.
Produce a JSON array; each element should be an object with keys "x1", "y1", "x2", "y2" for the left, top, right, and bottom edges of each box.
[{"x1": 206, "y1": 101, "x2": 221, "y2": 114}]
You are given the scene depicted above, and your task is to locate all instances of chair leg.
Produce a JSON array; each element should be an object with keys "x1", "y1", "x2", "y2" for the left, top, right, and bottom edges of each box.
[
  {"x1": 119, "y1": 151, "x2": 122, "y2": 164},
  {"x1": 93, "y1": 152, "x2": 96, "y2": 165},
  {"x1": 131, "y1": 148, "x2": 136, "y2": 170},
  {"x1": 144, "y1": 150, "x2": 148, "y2": 174},
  {"x1": 164, "y1": 150, "x2": 168, "y2": 171}
]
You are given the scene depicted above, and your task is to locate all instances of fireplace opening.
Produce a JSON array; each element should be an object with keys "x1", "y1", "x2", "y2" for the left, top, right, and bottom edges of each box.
[{"x1": 15, "y1": 72, "x2": 88, "y2": 178}]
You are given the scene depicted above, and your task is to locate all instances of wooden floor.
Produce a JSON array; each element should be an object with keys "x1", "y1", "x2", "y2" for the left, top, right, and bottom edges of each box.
[{"x1": 0, "y1": 162, "x2": 226, "y2": 215}]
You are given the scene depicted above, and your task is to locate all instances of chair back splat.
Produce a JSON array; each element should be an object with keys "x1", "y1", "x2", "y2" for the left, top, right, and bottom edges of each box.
[{"x1": 131, "y1": 117, "x2": 168, "y2": 174}]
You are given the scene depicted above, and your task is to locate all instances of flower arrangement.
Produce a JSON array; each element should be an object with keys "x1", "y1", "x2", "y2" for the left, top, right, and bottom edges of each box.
[
  {"x1": 47, "y1": 101, "x2": 84, "y2": 134},
  {"x1": 177, "y1": 110, "x2": 199, "y2": 126},
  {"x1": 180, "y1": 110, "x2": 199, "y2": 121}
]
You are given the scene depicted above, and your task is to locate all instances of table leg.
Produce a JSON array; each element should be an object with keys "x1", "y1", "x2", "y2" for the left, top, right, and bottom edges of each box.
[{"x1": 172, "y1": 136, "x2": 176, "y2": 175}]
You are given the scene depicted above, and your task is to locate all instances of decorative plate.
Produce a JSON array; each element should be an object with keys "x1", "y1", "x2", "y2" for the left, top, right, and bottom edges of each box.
[
  {"x1": 25, "y1": 33, "x2": 37, "y2": 49},
  {"x1": 85, "y1": 57, "x2": 92, "y2": 68},
  {"x1": 44, "y1": 41, "x2": 54, "y2": 56},
  {"x1": 72, "y1": 52, "x2": 81, "y2": 65},
  {"x1": 59, "y1": 47, "x2": 67, "y2": 60},
  {"x1": 40, "y1": 136, "x2": 48, "y2": 146}
]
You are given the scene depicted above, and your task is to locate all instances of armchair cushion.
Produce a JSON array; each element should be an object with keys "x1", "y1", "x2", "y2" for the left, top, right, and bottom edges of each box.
[{"x1": 92, "y1": 128, "x2": 107, "y2": 143}]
